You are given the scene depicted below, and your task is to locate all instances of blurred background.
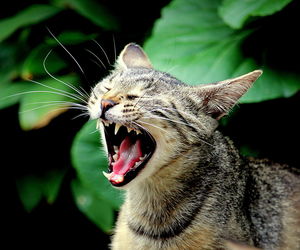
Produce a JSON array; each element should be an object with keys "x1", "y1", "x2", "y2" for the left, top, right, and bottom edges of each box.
[{"x1": 2, "y1": 0, "x2": 299, "y2": 249}]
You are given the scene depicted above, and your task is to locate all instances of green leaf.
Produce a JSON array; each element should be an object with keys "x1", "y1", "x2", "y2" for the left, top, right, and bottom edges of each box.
[
  {"x1": 0, "y1": 4, "x2": 61, "y2": 42},
  {"x1": 72, "y1": 179, "x2": 114, "y2": 232},
  {"x1": 0, "y1": 81, "x2": 28, "y2": 110},
  {"x1": 218, "y1": 0, "x2": 293, "y2": 29},
  {"x1": 16, "y1": 175, "x2": 43, "y2": 212},
  {"x1": 21, "y1": 45, "x2": 67, "y2": 79},
  {"x1": 19, "y1": 74, "x2": 80, "y2": 130},
  {"x1": 46, "y1": 31, "x2": 98, "y2": 45},
  {"x1": 144, "y1": 0, "x2": 300, "y2": 103},
  {"x1": 43, "y1": 169, "x2": 66, "y2": 204},
  {"x1": 54, "y1": 0, "x2": 119, "y2": 30},
  {"x1": 71, "y1": 120, "x2": 123, "y2": 210}
]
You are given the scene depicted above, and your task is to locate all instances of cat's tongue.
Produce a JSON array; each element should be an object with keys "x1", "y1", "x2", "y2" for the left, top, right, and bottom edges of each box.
[{"x1": 110, "y1": 136, "x2": 143, "y2": 184}]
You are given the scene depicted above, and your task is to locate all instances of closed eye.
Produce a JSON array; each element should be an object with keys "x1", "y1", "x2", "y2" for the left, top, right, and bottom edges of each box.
[
  {"x1": 104, "y1": 87, "x2": 111, "y2": 91},
  {"x1": 127, "y1": 94, "x2": 139, "y2": 100}
]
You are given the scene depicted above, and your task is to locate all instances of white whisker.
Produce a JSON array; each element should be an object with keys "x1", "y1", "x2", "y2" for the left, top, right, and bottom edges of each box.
[
  {"x1": 138, "y1": 120, "x2": 168, "y2": 133},
  {"x1": 43, "y1": 50, "x2": 89, "y2": 102},
  {"x1": 27, "y1": 79, "x2": 88, "y2": 104},
  {"x1": 47, "y1": 28, "x2": 85, "y2": 75},
  {"x1": 112, "y1": 35, "x2": 116, "y2": 63},
  {"x1": 6, "y1": 90, "x2": 83, "y2": 103},
  {"x1": 85, "y1": 48, "x2": 106, "y2": 69},
  {"x1": 143, "y1": 114, "x2": 193, "y2": 129},
  {"x1": 93, "y1": 39, "x2": 111, "y2": 65},
  {"x1": 24, "y1": 100, "x2": 87, "y2": 110},
  {"x1": 72, "y1": 112, "x2": 90, "y2": 120}
]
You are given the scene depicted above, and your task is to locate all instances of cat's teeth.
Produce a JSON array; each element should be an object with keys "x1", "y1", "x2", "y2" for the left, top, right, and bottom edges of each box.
[
  {"x1": 102, "y1": 171, "x2": 112, "y2": 180},
  {"x1": 114, "y1": 123, "x2": 122, "y2": 135},
  {"x1": 102, "y1": 120, "x2": 110, "y2": 127},
  {"x1": 114, "y1": 146, "x2": 119, "y2": 152},
  {"x1": 113, "y1": 154, "x2": 118, "y2": 161},
  {"x1": 139, "y1": 156, "x2": 146, "y2": 161},
  {"x1": 136, "y1": 129, "x2": 141, "y2": 135},
  {"x1": 127, "y1": 127, "x2": 133, "y2": 133}
]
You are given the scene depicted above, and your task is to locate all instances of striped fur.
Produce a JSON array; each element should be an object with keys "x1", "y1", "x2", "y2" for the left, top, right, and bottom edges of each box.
[{"x1": 88, "y1": 44, "x2": 300, "y2": 250}]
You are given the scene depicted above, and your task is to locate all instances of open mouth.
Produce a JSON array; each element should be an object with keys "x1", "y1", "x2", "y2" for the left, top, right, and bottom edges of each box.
[{"x1": 101, "y1": 120, "x2": 156, "y2": 187}]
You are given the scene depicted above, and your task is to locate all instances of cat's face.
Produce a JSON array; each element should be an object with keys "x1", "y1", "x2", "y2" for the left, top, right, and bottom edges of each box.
[{"x1": 88, "y1": 43, "x2": 262, "y2": 188}]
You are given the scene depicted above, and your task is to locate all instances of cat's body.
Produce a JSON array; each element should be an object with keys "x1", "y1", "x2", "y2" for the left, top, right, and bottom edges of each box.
[{"x1": 88, "y1": 43, "x2": 300, "y2": 250}]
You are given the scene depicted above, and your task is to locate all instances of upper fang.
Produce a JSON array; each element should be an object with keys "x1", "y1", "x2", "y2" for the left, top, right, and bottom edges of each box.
[{"x1": 115, "y1": 123, "x2": 121, "y2": 135}]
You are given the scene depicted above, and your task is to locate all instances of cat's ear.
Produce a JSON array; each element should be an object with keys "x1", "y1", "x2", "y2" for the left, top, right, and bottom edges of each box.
[
  {"x1": 116, "y1": 43, "x2": 152, "y2": 70},
  {"x1": 197, "y1": 70, "x2": 262, "y2": 120}
]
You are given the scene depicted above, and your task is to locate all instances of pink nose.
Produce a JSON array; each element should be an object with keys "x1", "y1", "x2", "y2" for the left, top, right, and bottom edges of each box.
[{"x1": 100, "y1": 99, "x2": 116, "y2": 119}]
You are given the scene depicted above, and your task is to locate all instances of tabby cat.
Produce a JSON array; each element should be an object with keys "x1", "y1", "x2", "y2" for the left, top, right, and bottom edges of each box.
[{"x1": 87, "y1": 43, "x2": 300, "y2": 250}]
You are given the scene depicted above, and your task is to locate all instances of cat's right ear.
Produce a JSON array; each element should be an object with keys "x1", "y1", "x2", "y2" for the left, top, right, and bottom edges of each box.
[
  {"x1": 116, "y1": 43, "x2": 152, "y2": 70},
  {"x1": 196, "y1": 70, "x2": 262, "y2": 120}
]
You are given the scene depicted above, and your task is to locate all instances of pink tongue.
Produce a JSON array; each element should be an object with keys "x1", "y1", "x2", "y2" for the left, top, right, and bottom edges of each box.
[{"x1": 112, "y1": 136, "x2": 143, "y2": 176}]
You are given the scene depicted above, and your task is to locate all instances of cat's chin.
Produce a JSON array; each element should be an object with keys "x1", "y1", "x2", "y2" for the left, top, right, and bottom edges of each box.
[{"x1": 101, "y1": 119, "x2": 156, "y2": 187}]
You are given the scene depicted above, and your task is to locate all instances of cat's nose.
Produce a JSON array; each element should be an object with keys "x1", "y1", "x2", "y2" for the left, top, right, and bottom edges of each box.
[{"x1": 100, "y1": 99, "x2": 116, "y2": 119}]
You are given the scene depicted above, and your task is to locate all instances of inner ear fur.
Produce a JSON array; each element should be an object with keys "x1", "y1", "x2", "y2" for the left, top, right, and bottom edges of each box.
[
  {"x1": 198, "y1": 70, "x2": 263, "y2": 120},
  {"x1": 116, "y1": 43, "x2": 152, "y2": 70}
]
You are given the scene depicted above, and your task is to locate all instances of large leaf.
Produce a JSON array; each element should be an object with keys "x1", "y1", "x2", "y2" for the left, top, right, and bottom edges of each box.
[
  {"x1": 72, "y1": 179, "x2": 114, "y2": 232},
  {"x1": 53, "y1": 0, "x2": 119, "y2": 30},
  {"x1": 0, "y1": 4, "x2": 61, "y2": 42},
  {"x1": 71, "y1": 120, "x2": 123, "y2": 210},
  {"x1": 144, "y1": 0, "x2": 300, "y2": 103},
  {"x1": 19, "y1": 75, "x2": 80, "y2": 130},
  {"x1": 218, "y1": 0, "x2": 293, "y2": 29}
]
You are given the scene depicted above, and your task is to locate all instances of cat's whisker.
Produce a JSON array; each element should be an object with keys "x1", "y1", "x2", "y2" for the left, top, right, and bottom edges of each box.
[
  {"x1": 93, "y1": 39, "x2": 111, "y2": 66},
  {"x1": 27, "y1": 79, "x2": 88, "y2": 104},
  {"x1": 85, "y1": 49, "x2": 107, "y2": 69},
  {"x1": 72, "y1": 112, "x2": 90, "y2": 120},
  {"x1": 47, "y1": 28, "x2": 85, "y2": 76},
  {"x1": 143, "y1": 114, "x2": 193, "y2": 129},
  {"x1": 148, "y1": 106, "x2": 196, "y2": 121},
  {"x1": 6, "y1": 90, "x2": 84, "y2": 104},
  {"x1": 143, "y1": 109, "x2": 214, "y2": 148},
  {"x1": 132, "y1": 121, "x2": 154, "y2": 138},
  {"x1": 43, "y1": 50, "x2": 89, "y2": 101},
  {"x1": 90, "y1": 86, "x2": 98, "y2": 100},
  {"x1": 24, "y1": 100, "x2": 88, "y2": 110},
  {"x1": 137, "y1": 120, "x2": 168, "y2": 133},
  {"x1": 90, "y1": 58, "x2": 106, "y2": 71},
  {"x1": 19, "y1": 103, "x2": 86, "y2": 114},
  {"x1": 112, "y1": 35, "x2": 117, "y2": 63}
]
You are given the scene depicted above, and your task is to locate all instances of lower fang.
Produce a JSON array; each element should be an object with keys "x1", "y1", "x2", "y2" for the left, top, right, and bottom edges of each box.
[{"x1": 102, "y1": 171, "x2": 112, "y2": 180}]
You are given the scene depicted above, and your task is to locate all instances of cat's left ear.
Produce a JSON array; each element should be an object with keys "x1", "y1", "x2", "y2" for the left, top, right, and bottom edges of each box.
[
  {"x1": 116, "y1": 43, "x2": 152, "y2": 70},
  {"x1": 197, "y1": 70, "x2": 262, "y2": 120}
]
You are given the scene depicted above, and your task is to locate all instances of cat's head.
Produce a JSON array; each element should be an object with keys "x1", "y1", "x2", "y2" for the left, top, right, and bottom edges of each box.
[{"x1": 88, "y1": 43, "x2": 262, "y2": 188}]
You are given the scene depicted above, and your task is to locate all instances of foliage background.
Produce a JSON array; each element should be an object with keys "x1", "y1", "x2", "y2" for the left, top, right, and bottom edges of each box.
[{"x1": 3, "y1": 0, "x2": 299, "y2": 249}]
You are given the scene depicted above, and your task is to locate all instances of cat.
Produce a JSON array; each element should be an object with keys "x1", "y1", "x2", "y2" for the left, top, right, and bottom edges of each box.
[{"x1": 87, "y1": 43, "x2": 300, "y2": 250}]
